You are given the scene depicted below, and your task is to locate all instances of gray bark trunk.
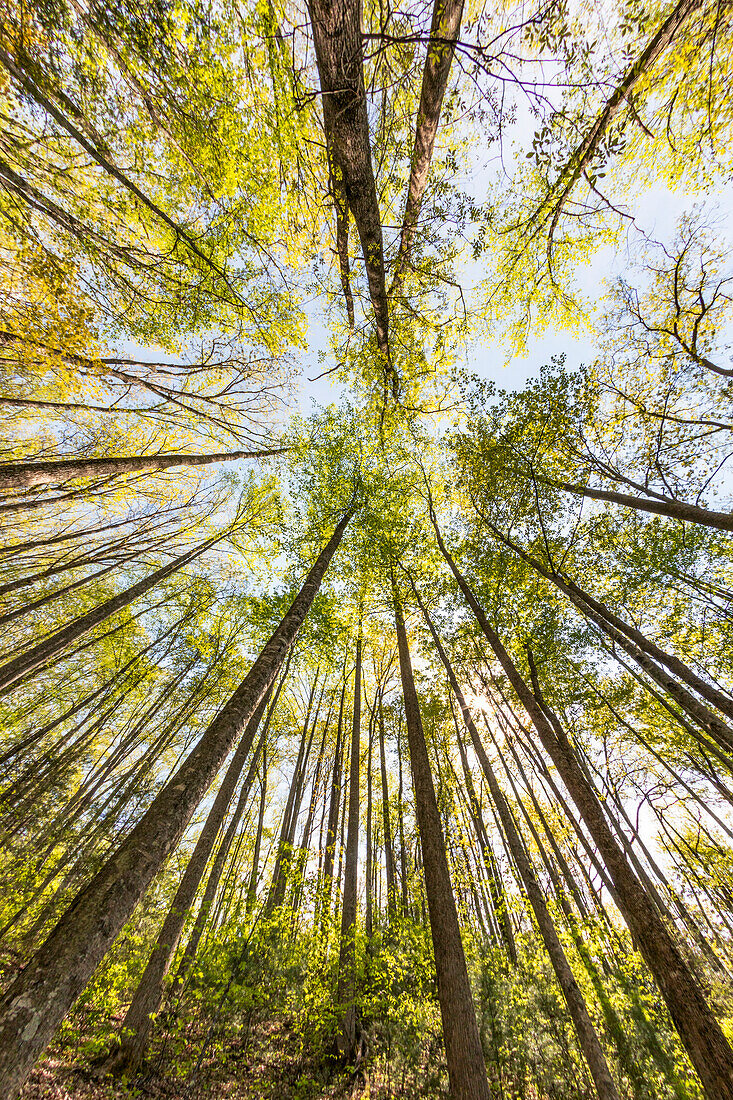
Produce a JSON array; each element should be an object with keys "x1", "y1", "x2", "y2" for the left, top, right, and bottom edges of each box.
[{"x1": 392, "y1": 576, "x2": 490, "y2": 1100}]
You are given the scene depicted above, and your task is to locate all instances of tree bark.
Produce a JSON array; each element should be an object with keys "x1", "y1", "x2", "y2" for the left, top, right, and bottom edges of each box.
[
  {"x1": 110, "y1": 687, "x2": 274, "y2": 1073},
  {"x1": 321, "y1": 680, "x2": 346, "y2": 924},
  {"x1": 541, "y1": 475, "x2": 733, "y2": 533},
  {"x1": 390, "y1": 0, "x2": 465, "y2": 295},
  {"x1": 0, "y1": 448, "x2": 285, "y2": 492},
  {"x1": 245, "y1": 749, "x2": 268, "y2": 917},
  {"x1": 392, "y1": 576, "x2": 491, "y2": 1100},
  {"x1": 306, "y1": 0, "x2": 392, "y2": 384},
  {"x1": 417, "y1": 585, "x2": 620, "y2": 1098},
  {"x1": 543, "y1": 0, "x2": 703, "y2": 249},
  {"x1": 337, "y1": 634, "x2": 362, "y2": 1060},
  {"x1": 483, "y1": 519, "x2": 733, "y2": 748},
  {"x1": 0, "y1": 508, "x2": 353, "y2": 1100},
  {"x1": 169, "y1": 664, "x2": 286, "y2": 1002},
  {"x1": 377, "y1": 699, "x2": 397, "y2": 916}
]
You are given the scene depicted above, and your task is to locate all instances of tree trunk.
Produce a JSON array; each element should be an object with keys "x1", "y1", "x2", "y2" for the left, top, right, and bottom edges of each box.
[
  {"x1": 365, "y1": 699, "x2": 373, "y2": 940},
  {"x1": 337, "y1": 634, "x2": 363, "y2": 1061},
  {"x1": 0, "y1": 508, "x2": 353, "y2": 1100},
  {"x1": 377, "y1": 700, "x2": 397, "y2": 916},
  {"x1": 392, "y1": 576, "x2": 491, "y2": 1100},
  {"x1": 171, "y1": 665, "x2": 286, "y2": 996},
  {"x1": 486, "y1": 523, "x2": 733, "y2": 746},
  {"x1": 417, "y1": 586, "x2": 620, "y2": 1098},
  {"x1": 110, "y1": 686, "x2": 274, "y2": 1073},
  {"x1": 266, "y1": 680, "x2": 319, "y2": 915},
  {"x1": 245, "y1": 750, "x2": 268, "y2": 917},
  {"x1": 543, "y1": 475, "x2": 733, "y2": 533},
  {"x1": 321, "y1": 680, "x2": 346, "y2": 924},
  {"x1": 0, "y1": 447, "x2": 286, "y2": 492},
  {"x1": 389, "y1": 0, "x2": 465, "y2": 295},
  {"x1": 306, "y1": 0, "x2": 392, "y2": 381}
]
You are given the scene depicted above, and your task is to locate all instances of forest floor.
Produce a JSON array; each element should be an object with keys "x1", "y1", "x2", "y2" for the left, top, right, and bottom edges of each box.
[{"x1": 20, "y1": 1020, "x2": 370, "y2": 1100}]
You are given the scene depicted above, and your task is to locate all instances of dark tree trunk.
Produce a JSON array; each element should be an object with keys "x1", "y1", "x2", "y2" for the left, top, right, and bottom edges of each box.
[
  {"x1": 365, "y1": 699, "x2": 373, "y2": 940},
  {"x1": 337, "y1": 634, "x2": 362, "y2": 1060},
  {"x1": 378, "y1": 700, "x2": 397, "y2": 915},
  {"x1": 390, "y1": 0, "x2": 465, "y2": 295},
  {"x1": 486, "y1": 523, "x2": 733, "y2": 746},
  {"x1": 392, "y1": 577, "x2": 491, "y2": 1100},
  {"x1": 266, "y1": 682, "x2": 319, "y2": 915},
  {"x1": 543, "y1": 475, "x2": 733, "y2": 533},
  {"x1": 450, "y1": 704, "x2": 517, "y2": 964},
  {"x1": 110, "y1": 687, "x2": 274, "y2": 1073},
  {"x1": 321, "y1": 680, "x2": 346, "y2": 924},
  {"x1": 417, "y1": 587, "x2": 620, "y2": 1099},
  {"x1": 0, "y1": 447, "x2": 286, "y2": 492},
  {"x1": 0, "y1": 509, "x2": 353, "y2": 1100},
  {"x1": 306, "y1": 0, "x2": 393, "y2": 387},
  {"x1": 172, "y1": 666, "x2": 287, "y2": 996},
  {"x1": 245, "y1": 750, "x2": 268, "y2": 917}
]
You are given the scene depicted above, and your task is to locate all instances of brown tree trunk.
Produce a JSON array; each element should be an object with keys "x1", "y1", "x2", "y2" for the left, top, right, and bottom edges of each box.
[
  {"x1": 365, "y1": 699, "x2": 374, "y2": 940},
  {"x1": 245, "y1": 749, "x2": 268, "y2": 917},
  {"x1": 485, "y1": 522, "x2": 733, "y2": 745},
  {"x1": 389, "y1": 0, "x2": 465, "y2": 295},
  {"x1": 543, "y1": 475, "x2": 733, "y2": 533},
  {"x1": 306, "y1": 0, "x2": 392, "y2": 384},
  {"x1": 0, "y1": 447, "x2": 286, "y2": 492},
  {"x1": 450, "y1": 703, "x2": 517, "y2": 964},
  {"x1": 266, "y1": 681, "x2": 319, "y2": 915},
  {"x1": 336, "y1": 634, "x2": 363, "y2": 1061},
  {"x1": 0, "y1": 509, "x2": 353, "y2": 1100},
  {"x1": 321, "y1": 680, "x2": 346, "y2": 924},
  {"x1": 392, "y1": 576, "x2": 491, "y2": 1100},
  {"x1": 110, "y1": 687, "x2": 274, "y2": 1073},
  {"x1": 544, "y1": 0, "x2": 703, "y2": 246},
  {"x1": 171, "y1": 665, "x2": 286, "y2": 996},
  {"x1": 430, "y1": 507, "x2": 733, "y2": 1100},
  {"x1": 378, "y1": 700, "x2": 397, "y2": 915}
]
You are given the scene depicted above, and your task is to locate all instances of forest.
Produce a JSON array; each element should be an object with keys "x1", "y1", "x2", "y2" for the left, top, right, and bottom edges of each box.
[{"x1": 0, "y1": 0, "x2": 732, "y2": 1096}]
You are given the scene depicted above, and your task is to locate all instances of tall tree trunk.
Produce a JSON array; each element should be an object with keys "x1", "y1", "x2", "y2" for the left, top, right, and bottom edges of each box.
[
  {"x1": 396, "y1": 717, "x2": 410, "y2": 914},
  {"x1": 0, "y1": 447, "x2": 286, "y2": 492},
  {"x1": 543, "y1": 0, "x2": 703, "y2": 247},
  {"x1": 450, "y1": 702, "x2": 517, "y2": 964},
  {"x1": 365, "y1": 697, "x2": 373, "y2": 940},
  {"x1": 306, "y1": 0, "x2": 393, "y2": 388},
  {"x1": 377, "y1": 700, "x2": 397, "y2": 916},
  {"x1": 266, "y1": 682, "x2": 319, "y2": 915},
  {"x1": 337, "y1": 634, "x2": 363, "y2": 1061},
  {"x1": 430, "y1": 507, "x2": 733, "y2": 1100},
  {"x1": 0, "y1": 508, "x2": 353, "y2": 1100},
  {"x1": 321, "y1": 680, "x2": 346, "y2": 924},
  {"x1": 389, "y1": 0, "x2": 465, "y2": 295},
  {"x1": 392, "y1": 576, "x2": 491, "y2": 1100},
  {"x1": 484, "y1": 521, "x2": 733, "y2": 745},
  {"x1": 538, "y1": 474, "x2": 733, "y2": 533},
  {"x1": 245, "y1": 749, "x2": 268, "y2": 917}
]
